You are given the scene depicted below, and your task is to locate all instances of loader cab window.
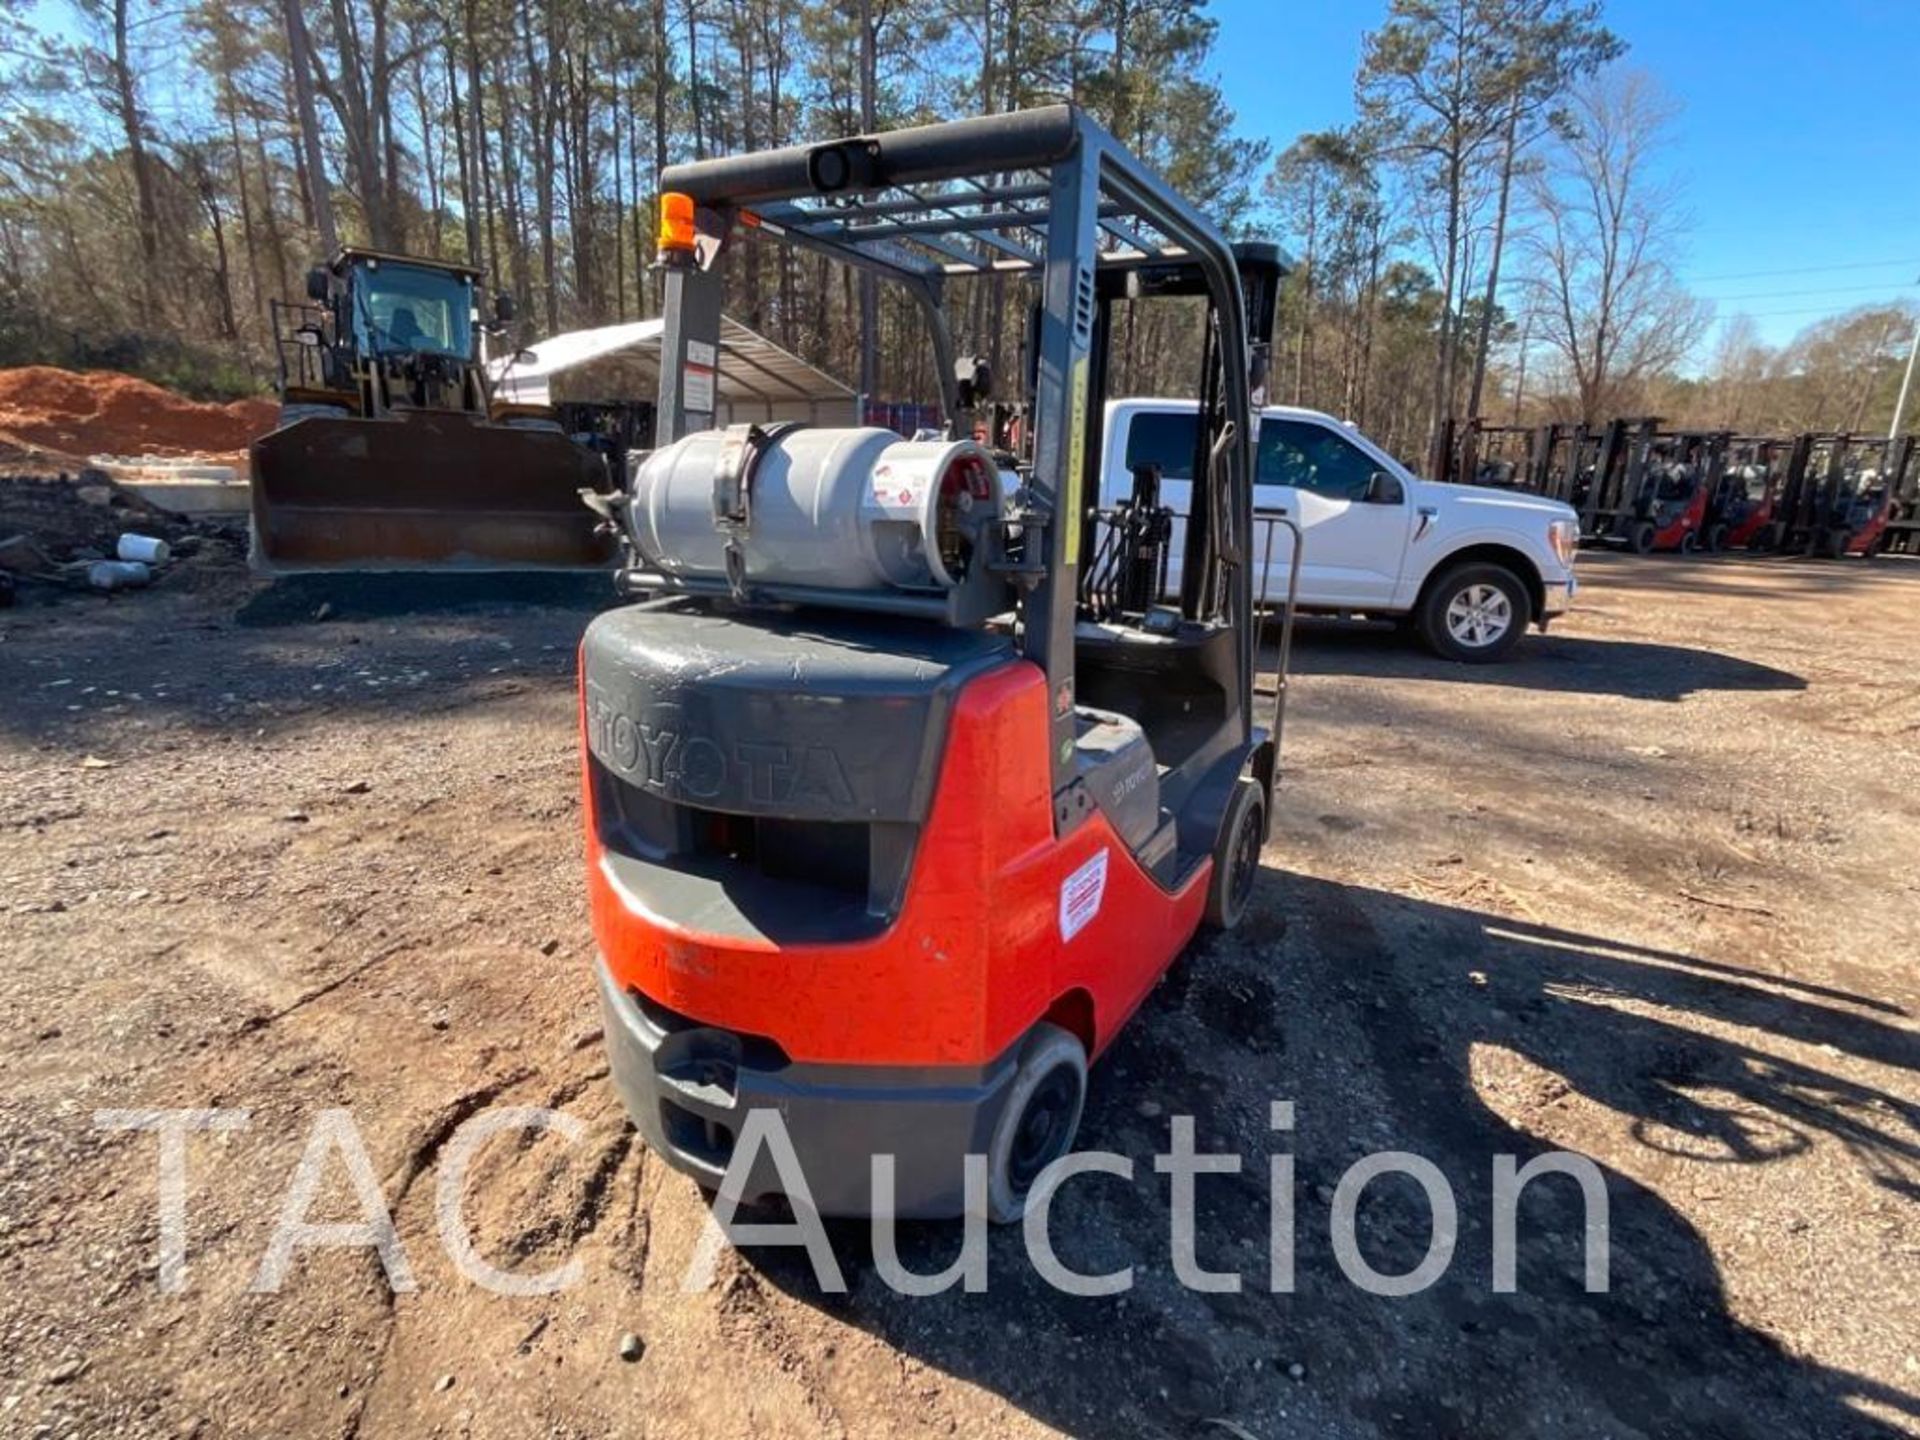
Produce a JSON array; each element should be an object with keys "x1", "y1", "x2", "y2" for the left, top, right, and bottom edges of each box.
[
  {"x1": 349, "y1": 262, "x2": 474, "y2": 361},
  {"x1": 1257, "y1": 418, "x2": 1386, "y2": 502}
]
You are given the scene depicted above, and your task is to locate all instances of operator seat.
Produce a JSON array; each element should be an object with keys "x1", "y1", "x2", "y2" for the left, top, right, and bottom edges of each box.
[{"x1": 390, "y1": 307, "x2": 424, "y2": 348}]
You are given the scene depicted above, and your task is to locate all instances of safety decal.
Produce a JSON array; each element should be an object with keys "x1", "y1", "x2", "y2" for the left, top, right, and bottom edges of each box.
[{"x1": 1059, "y1": 847, "x2": 1109, "y2": 943}]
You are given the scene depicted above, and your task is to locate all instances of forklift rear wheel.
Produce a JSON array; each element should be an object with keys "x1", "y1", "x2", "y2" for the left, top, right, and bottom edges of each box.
[
  {"x1": 1416, "y1": 563, "x2": 1532, "y2": 664},
  {"x1": 1680, "y1": 530, "x2": 1699, "y2": 554},
  {"x1": 1628, "y1": 521, "x2": 1656, "y2": 554},
  {"x1": 1204, "y1": 776, "x2": 1267, "y2": 932},
  {"x1": 986, "y1": 1023, "x2": 1088, "y2": 1224}
]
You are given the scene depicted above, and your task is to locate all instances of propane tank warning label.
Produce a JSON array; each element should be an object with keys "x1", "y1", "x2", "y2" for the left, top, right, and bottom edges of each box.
[
  {"x1": 867, "y1": 458, "x2": 932, "y2": 515},
  {"x1": 1059, "y1": 847, "x2": 1109, "y2": 942}
]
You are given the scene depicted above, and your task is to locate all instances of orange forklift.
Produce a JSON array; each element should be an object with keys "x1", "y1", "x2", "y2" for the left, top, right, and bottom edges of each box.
[{"x1": 577, "y1": 107, "x2": 1295, "y2": 1220}]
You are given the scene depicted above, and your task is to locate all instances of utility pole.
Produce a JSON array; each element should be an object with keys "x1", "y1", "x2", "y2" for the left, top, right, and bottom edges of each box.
[
  {"x1": 1509, "y1": 310, "x2": 1532, "y2": 427},
  {"x1": 282, "y1": 0, "x2": 338, "y2": 255},
  {"x1": 1891, "y1": 310, "x2": 1920, "y2": 441}
]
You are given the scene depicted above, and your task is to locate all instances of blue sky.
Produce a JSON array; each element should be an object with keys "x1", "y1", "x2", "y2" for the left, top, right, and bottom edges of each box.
[{"x1": 1209, "y1": 0, "x2": 1920, "y2": 349}]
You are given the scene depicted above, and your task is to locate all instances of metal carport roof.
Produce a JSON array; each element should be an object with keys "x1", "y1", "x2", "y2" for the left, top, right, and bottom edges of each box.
[{"x1": 491, "y1": 315, "x2": 855, "y2": 423}]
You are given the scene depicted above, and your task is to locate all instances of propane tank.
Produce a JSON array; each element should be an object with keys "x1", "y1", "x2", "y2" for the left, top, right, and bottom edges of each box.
[{"x1": 624, "y1": 427, "x2": 1004, "y2": 597}]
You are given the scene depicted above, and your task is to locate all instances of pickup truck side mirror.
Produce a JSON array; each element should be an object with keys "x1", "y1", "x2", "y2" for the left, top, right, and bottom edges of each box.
[{"x1": 1365, "y1": 470, "x2": 1405, "y2": 505}]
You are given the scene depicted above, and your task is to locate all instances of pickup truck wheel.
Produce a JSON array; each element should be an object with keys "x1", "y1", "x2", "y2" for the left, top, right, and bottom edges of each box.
[{"x1": 1417, "y1": 563, "x2": 1532, "y2": 664}]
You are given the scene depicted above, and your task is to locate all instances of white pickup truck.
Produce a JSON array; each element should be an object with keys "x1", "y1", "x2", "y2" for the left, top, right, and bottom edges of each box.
[{"x1": 1099, "y1": 399, "x2": 1581, "y2": 662}]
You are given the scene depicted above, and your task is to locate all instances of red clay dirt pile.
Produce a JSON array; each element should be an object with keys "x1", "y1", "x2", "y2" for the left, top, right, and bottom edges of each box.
[{"x1": 0, "y1": 366, "x2": 276, "y2": 472}]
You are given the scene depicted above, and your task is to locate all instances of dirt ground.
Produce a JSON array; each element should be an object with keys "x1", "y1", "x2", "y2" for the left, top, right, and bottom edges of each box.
[{"x1": 1, "y1": 548, "x2": 1916, "y2": 1439}]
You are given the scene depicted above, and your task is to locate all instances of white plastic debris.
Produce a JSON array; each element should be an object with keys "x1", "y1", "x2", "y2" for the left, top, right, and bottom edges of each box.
[{"x1": 116, "y1": 533, "x2": 171, "y2": 564}]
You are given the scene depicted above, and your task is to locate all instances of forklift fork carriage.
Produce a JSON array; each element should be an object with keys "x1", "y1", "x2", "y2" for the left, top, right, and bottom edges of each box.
[{"x1": 579, "y1": 105, "x2": 1294, "y2": 1218}]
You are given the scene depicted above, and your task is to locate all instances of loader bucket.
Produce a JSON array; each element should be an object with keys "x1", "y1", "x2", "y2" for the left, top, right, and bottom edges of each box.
[{"x1": 249, "y1": 409, "x2": 619, "y2": 572}]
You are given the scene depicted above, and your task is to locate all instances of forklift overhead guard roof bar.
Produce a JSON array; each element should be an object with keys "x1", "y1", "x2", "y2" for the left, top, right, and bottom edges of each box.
[{"x1": 658, "y1": 104, "x2": 1246, "y2": 284}]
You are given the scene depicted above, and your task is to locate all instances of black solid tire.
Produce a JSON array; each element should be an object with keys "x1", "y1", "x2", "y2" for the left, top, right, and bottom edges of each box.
[
  {"x1": 1204, "y1": 776, "x2": 1267, "y2": 932},
  {"x1": 1415, "y1": 562, "x2": 1533, "y2": 664},
  {"x1": 1628, "y1": 520, "x2": 1656, "y2": 554},
  {"x1": 1705, "y1": 522, "x2": 1728, "y2": 553},
  {"x1": 985, "y1": 1023, "x2": 1087, "y2": 1224},
  {"x1": 1820, "y1": 528, "x2": 1849, "y2": 560}
]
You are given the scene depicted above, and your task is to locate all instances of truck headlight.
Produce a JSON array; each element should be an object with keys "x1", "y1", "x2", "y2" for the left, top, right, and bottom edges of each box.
[{"x1": 1548, "y1": 518, "x2": 1580, "y2": 566}]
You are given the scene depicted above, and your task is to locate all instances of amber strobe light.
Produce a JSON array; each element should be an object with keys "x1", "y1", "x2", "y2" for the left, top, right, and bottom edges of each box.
[{"x1": 658, "y1": 192, "x2": 697, "y2": 259}]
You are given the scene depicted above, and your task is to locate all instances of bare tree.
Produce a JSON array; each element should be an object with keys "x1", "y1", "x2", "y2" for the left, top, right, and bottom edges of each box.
[
  {"x1": 1523, "y1": 68, "x2": 1706, "y2": 424},
  {"x1": 1700, "y1": 314, "x2": 1769, "y2": 430},
  {"x1": 1460, "y1": 0, "x2": 1618, "y2": 421},
  {"x1": 1357, "y1": 0, "x2": 1509, "y2": 449}
]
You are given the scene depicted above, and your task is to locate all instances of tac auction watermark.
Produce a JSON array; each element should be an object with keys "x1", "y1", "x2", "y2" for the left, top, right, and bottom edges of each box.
[{"x1": 93, "y1": 1101, "x2": 1610, "y2": 1299}]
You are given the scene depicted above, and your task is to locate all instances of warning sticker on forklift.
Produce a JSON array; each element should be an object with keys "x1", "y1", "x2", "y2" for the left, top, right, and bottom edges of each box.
[
  {"x1": 1059, "y1": 848, "x2": 1109, "y2": 942},
  {"x1": 683, "y1": 362, "x2": 716, "y2": 413}
]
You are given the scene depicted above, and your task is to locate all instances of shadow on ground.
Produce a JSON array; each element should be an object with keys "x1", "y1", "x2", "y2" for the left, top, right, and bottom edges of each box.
[
  {"x1": 232, "y1": 572, "x2": 620, "y2": 626},
  {"x1": 730, "y1": 871, "x2": 1916, "y2": 1439},
  {"x1": 2, "y1": 578, "x2": 618, "y2": 749},
  {"x1": 1280, "y1": 623, "x2": 1806, "y2": 703}
]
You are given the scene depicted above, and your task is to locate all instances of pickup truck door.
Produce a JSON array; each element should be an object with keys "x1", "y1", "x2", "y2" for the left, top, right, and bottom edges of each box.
[{"x1": 1252, "y1": 417, "x2": 1411, "y2": 608}]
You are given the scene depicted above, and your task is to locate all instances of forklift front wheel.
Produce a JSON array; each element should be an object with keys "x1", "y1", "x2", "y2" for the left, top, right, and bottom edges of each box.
[
  {"x1": 986, "y1": 1024, "x2": 1088, "y2": 1224},
  {"x1": 1628, "y1": 521, "x2": 1656, "y2": 555},
  {"x1": 1705, "y1": 522, "x2": 1728, "y2": 553},
  {"x1": 1204, "y1": 777, "x2": 1267, "y2": 933}
]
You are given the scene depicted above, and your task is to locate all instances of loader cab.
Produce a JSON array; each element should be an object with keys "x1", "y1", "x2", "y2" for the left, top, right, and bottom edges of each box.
[
  {"x1": 341, "y1": 257, "x2": 476, "y2": 363},
  {"x1": 283, "y1": 248, "x2": 492, "y2": 418}
]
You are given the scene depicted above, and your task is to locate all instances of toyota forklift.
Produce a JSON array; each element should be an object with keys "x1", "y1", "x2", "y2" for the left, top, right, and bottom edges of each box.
[
  {"x1": 1870, "y1": 435, "x2": 1920, "y2": 557},
  {"x1": 1828, "y1": 435, "x2": 1913, "y2": 557},
  {"x1": 1575, "y1": 416, "x2": 1663, "y2": 550},
  {"x1": 577, "y1": 107, "x2": 1295, "y2": 1221},
  {"x1": 1641, "y1": 430, "x2": 1732, "y2": 552},
  {"x1": 1712, "y1": 436, "x2": 1790, "y2": 552}
]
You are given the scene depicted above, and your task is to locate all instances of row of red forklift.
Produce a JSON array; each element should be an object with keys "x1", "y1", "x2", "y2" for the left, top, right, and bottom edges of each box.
[{"x1": 1435, "y1": 417, "x2": 1920, "y2": 559}]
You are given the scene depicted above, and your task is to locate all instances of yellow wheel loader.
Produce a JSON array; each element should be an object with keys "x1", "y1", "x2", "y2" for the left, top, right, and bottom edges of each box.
[{"x1": 249, "y1": 247, "x2": 617, "y2": 573}]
